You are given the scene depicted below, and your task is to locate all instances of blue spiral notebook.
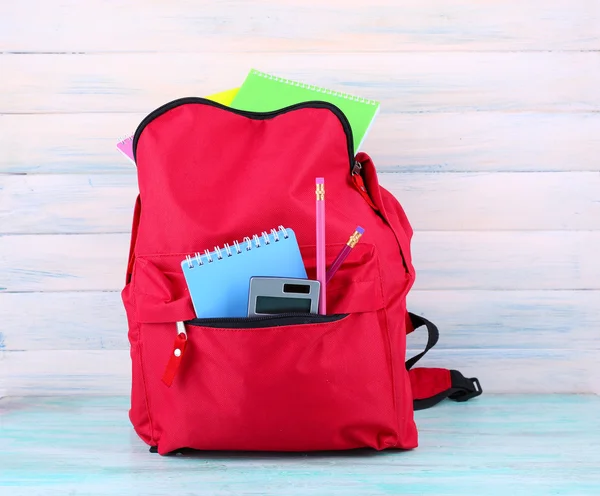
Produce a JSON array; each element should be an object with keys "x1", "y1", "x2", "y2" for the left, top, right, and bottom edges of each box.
[{"x1": 181, "y1": 227, "x2": 307, "y2": 318}]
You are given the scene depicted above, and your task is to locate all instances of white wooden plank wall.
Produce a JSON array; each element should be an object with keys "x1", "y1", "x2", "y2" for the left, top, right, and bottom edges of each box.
[{"x1": 1, "y1": 0, "x2": 599, "y2": 397}]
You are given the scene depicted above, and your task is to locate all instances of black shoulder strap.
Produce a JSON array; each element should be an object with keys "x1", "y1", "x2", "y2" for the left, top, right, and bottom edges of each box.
[
  {"x1": 405, "y1": 313, "x2": 439, "y2": 370},
  {"x1": 407, "y1": 312, "x2": 482, "y2": 409}
]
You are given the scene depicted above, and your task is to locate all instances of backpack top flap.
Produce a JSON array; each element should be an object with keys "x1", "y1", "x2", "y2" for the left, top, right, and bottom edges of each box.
[{"x1": 133, "y1": 99, "x2": 355, "y2": 255}]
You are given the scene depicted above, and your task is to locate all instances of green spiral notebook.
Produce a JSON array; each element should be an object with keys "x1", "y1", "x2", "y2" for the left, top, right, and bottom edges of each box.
[{"x1": 231, "y1": 69, "x2": 380, "y2": 154}]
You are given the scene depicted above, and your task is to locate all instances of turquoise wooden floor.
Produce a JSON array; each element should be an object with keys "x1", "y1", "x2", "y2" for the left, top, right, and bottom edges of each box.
[{"x1": 1, "y1": 395, "x2": 599, "y2": 495}]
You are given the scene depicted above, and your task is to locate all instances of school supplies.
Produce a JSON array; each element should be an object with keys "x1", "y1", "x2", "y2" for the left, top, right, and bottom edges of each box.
[
  {"x1": 116, "y1": 136, "x2": 135, "y2": 163},
  {"x1": 181, "y1": 227, "x2": 307, "y2": 318},
  {"x1": 315, "y1": 178, "x2": 326, "y2": 314},
  {"x1": 230, "y1": 69, "x2": 380, "y2": 153},
  {"x1": 326, "y1": 226, "x2": 365, "y2": 284},
  {"x1": 116, "y1": 87, "x2": 240, "y2": 163},
  {"x1": 247, "y1": 277, "x2": 320, "y2": 317}
]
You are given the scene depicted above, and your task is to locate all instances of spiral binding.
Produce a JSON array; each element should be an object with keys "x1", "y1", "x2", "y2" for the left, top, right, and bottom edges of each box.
[
  {"x1": 251, "y1": 69, "x2": 378, "y2": 106},
  {"x1": 185, "y1": 226, "x2": 289, "y2": 269},
  {"x1": 116, "y1": 135, "x2": 133, "y2": 145}
]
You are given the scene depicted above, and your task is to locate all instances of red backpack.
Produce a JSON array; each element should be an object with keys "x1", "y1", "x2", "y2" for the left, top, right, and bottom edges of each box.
[{"x1": 122, "y1": 98, "x2": 481, "y2": 455}]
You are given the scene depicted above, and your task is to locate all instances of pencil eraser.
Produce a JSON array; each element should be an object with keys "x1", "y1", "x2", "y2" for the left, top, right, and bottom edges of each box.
[
  {"x1": 316, "y1": 177, "x2": 324, "y2": 184},
  {"x1": 356, "y1": 226, "x2": 365, "y2": 234}
]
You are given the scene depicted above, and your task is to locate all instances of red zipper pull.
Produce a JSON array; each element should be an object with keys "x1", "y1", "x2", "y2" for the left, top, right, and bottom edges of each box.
[
  {"x1": 162, "y1": 322, "x2": 188, "y2": 387},
  {"x1": 352, "y1": 161, "x2": 379, "y2": 211}
]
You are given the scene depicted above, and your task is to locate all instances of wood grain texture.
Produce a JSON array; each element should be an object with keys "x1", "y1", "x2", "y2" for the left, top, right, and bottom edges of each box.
[
  {"x1": 0, "y1": 174, "x2": 136, "y2": 234},
  {"x1": 369, "y1": 112, "x2": 600, "y2": 173},
  {"x1": 2, "y1": 0, "x2": 599, "y2": 52},
  {"x1": 0, "y1": 292, "x2": 127, "y2": 351},
  {"x1": 411, "y1": 231, "x2": 600, "y2": 291},
  {"x1": 407, "y1": 290, "x2": 600, "y2": 350},
  {"x1": 3, "y1": 172, "x2": 599, "y2": 234},
  {"x1": 2, "y1": 232, "x2": 599, "y2": 292},
  {"x1": 4, "y1": 112, "x2": 600, "y2": 174},
  {"x1": 3, "y1": 52, "x2": 600, "y2": 113},
  {"x1": 0, "y1": 351, "x2": 130, "y2": 397},
  {"x1": 0, "y1": 113, "x2": 139, "y2": 174},
  {"x1": 2, "y1": 349, "x2": 598, "y2": 396},
  {"x1": 1, "y1": 0, "x2": 599, "y2": 400},
  {"x1": 2, "y1": 290, "x2": 599, "y2": 352}
]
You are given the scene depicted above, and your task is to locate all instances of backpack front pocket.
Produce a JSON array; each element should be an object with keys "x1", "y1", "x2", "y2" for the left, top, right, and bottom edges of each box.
[
  {"x1": 127, "y1": 245, "x2": 399, "y2": 454},
  {"x1": 141, "y1": 311, "x2": 398, "y2": 454}
]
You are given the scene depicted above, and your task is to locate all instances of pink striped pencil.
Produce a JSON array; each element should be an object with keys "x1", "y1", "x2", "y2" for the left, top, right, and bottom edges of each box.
[
  {"x1": 326, "y1": 227, "x2": 365, "y2": 284},
  {"x1": 315, "y1": 178, "x2": 326, "y2": 314}
]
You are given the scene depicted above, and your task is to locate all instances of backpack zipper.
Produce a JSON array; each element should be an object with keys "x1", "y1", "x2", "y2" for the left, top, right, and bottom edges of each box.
[
  {"x1": 351, "y1": 160, "x2": 379, "y2": 211},
  {"x1": 187, "y1": 312, "x2": 346, "y2": 328},
  {"x1": 133, "y1": 97, "x2": 380, "y2": 215},
  {"x1": 352, "y1": 159, "x2": 409, "y2": 272},
  {"x1": 132, "y1": 98, "x2": 384, "y2": 233},
  {"x1": 132, "y1": 97, "x2": 355, "y2": 173},
  {"x1": 160, "y1": 313, "x2": 347, "y2": 387},
  {"x1": 161, "y1": 322, "x2": 188, "y2": 387}
]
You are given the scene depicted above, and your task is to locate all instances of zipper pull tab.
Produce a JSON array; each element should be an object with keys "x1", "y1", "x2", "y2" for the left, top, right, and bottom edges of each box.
[
  {"x1": 351, "y1": 160, "x2": 379, "y2": 211},
  {"x1": 352, "y1": 160, "x2": 362, "y2": 176},
  {"x1": 161, "y1": 322, "x2": 188, "y2": 387}
]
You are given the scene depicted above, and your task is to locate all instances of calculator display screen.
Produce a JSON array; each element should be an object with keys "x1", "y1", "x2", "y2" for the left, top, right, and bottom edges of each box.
[{"x1": 255, "y1": 296, "x2": 312, "y2": 314}]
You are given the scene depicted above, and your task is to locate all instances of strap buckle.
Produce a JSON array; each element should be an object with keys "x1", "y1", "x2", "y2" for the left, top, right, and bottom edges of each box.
[{"x1": 448, "y1": 371, "x2": 483, "y2": 402}]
